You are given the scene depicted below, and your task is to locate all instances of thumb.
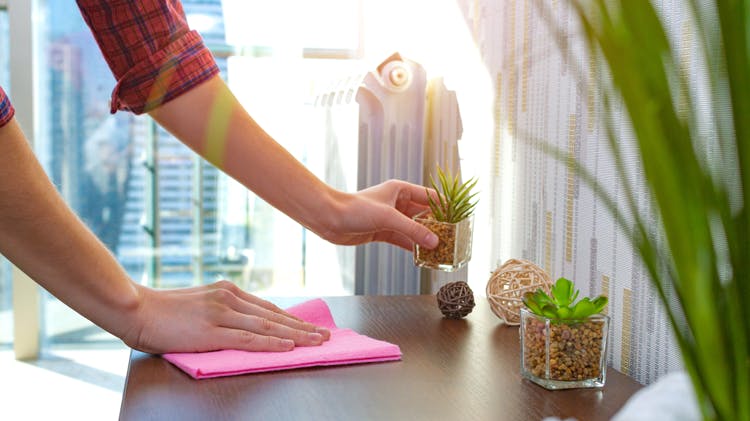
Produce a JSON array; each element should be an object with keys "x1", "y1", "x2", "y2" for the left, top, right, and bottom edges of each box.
[{"x1": 386, "y1": 211, "x2": 439, "y2": 249}]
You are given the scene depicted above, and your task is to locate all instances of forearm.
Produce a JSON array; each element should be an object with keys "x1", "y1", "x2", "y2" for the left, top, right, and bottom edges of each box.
[
  {"x1": 0, "y1": 119, "x2": 139, "y2": 339},
  {"x1": 148, "y1": 75, "x2": 341, "y2": 237}
]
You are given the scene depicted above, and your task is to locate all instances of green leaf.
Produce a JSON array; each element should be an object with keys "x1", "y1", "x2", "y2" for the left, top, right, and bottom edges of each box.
[
  {"x1": 556, "y1": 306, "x2": 573, "y2": 319},
  {"x1": 570, "y1": 299, "x2": 596, "y2": 320},
  {"x1": 533, "y1": 290, "x2": 554, "y2": 307},
  {"x1": 541, "y1": 304, "x2": 559, "y2": 320},
  {"x1": 522, "y1": 292, "x2": 543, "y2": 315},
  {"x1": 522, "y1": 275, "x2": 608, "y2": 322},
  {"x1": 591, "y1": 296, "x2": 609, "y2": 314},
  {"x1": 551, "y1": 278, "x2": 575, "y2": 306},
  {"x1": 425, "y1": 164, "x2": 479, "y2": 222},
  {"x1": 534, "y1": 0, "x2": 750, "y2": 418}
]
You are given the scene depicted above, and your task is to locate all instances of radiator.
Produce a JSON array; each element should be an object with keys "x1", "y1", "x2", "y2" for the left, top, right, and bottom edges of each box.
[{"x1": 311, "y1": 53, "x2": 464, "y2": 295}]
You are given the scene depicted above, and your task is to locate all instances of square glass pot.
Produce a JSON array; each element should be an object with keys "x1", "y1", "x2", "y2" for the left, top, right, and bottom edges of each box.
[
  {"x1": 520, "y1": 308, "x2": 609, "y2": 389},
  {"x1": 412, "y1": 212, "x2": 473, "y2": 272}
]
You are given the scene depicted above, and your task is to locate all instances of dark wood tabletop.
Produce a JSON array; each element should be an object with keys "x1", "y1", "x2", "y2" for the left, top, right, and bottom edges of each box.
[{"x1": 119, "y1": 295, "x2": 642, "y2": 421}]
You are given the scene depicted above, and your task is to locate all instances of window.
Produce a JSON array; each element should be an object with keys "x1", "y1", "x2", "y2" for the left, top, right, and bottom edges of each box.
[
  {"x1": 36, "y1": 0, "x2": 365, "y2": 349},
  {"x1": 32, "y1": 0, "x2": 489, "y2": 350},
  {"x1": 139, "y1": 1, "x2": 365, "y2": 294},
  {"x1": 39, "y1": 1, "x2": 142, "y2": 348}
]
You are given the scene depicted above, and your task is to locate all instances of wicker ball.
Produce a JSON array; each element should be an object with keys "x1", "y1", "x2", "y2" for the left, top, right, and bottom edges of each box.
[
  {"x1": 436, "y1": 281, "x2": 475, "y2": 319},
  {"x1": 486, "y1": 259, "x2": 552, "y2": 325}
]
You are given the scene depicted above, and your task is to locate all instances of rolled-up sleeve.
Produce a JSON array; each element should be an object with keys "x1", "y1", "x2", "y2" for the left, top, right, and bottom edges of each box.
[
  {"x1": 76, "y1": 0, "x2": 220, "y2": 115},
  {"x1": 0, "y1": 86, "x2": 15, "y2": 127}
]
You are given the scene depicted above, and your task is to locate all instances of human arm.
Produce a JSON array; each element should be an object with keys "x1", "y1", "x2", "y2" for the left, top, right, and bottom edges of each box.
[
  {"x1": 0, "y1": 118, "x2": 329, "y2": 353},
  {"x1": 148, "y1": 75, "x2": 439, "y2": 250},
  {"x1": 75, "y1": 0, "x2": 439, "y2": 250}
]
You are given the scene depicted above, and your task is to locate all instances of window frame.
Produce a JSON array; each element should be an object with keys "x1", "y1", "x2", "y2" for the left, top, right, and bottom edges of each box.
[
  {"x1": 8, "y1": 0, "x2": 42, "y2": 360},
  {"x1": 7, "y1": 0, "x2": 367, "y2": 357},
  {"x1": 143, "y1": 3, "x2": 364, "y2": 289}
]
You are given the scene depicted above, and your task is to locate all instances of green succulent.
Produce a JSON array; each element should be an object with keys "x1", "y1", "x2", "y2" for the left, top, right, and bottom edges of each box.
[
  {"x1": 426, "y1": 165, "x2": 478, "y2": 223},
  {"x1": 522, "y1": 277, "x2": 608, "y2": 322}
]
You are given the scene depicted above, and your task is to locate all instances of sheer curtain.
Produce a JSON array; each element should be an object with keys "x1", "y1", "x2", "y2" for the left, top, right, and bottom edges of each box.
[{"x1": 456, "y1": 0, "x2": 711, "y2": 385}]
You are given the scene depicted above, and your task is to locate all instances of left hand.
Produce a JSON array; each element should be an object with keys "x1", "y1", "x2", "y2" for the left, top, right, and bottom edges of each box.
[
  {"x1": 318, "y1": 179, "x2": 439, "y2": 251},
  {"x1": 122, "y1": 281, "x2": 331, "y2": 354}
]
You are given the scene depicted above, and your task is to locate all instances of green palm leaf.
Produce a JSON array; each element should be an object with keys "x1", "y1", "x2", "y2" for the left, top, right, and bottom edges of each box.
[{"x1": 531, "y1": 0, "x2": 750, "y2": 418}]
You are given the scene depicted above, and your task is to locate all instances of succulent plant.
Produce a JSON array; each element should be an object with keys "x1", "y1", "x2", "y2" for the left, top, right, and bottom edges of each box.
[
  {"x1": 426, "y1": 165, "x2": 478, "y2": 223},
  {"x1": 522, "y1": 277, "x2": 607, "y2": 321}
]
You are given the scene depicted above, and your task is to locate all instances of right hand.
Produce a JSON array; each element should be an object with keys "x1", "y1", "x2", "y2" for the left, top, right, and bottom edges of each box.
[{"x1": 317, "y1": 179, "x2": 440, "y2": 251}]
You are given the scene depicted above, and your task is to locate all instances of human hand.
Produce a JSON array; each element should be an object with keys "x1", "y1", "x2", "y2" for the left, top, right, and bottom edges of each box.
[
  {"x1": 319, "y1": 179, "x2": 440, "y2": 251},
  {"x1": 121, "y1": 281, "x2": 331, "y2": 354}
]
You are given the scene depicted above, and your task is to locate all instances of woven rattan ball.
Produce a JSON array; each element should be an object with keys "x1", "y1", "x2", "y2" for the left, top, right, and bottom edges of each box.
[
  {"x1": 486, "y1": 259, "x2": 552, "y2": 325},
  {"x1": 436, "y1": 281, "x2": 475, "y2": 319}
]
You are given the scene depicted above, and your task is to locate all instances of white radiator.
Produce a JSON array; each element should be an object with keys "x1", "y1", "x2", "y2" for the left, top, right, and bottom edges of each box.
[{"x1": 310, "y1": 53, "x2": 464, "y2": 295}]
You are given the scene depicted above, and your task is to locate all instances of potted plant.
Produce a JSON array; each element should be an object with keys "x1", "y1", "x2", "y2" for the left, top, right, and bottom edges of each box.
[
  {"x1": 413, "y1": 165, "x2": 478, "y2": 271},
  {"x1": 520, "y1": 277, "x2": 609, "y2": 390}
]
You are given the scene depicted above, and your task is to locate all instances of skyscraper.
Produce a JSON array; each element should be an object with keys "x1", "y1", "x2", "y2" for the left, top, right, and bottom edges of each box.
[
  {"x1": 47, "y1": 13, "x2": 135, "y2": 256},
  {"x1": 123, "y1": 0, "x2": 231, "y2": 287},
  {"x1": 43, "y1": 1, "x2": 232, "y2": 288}
]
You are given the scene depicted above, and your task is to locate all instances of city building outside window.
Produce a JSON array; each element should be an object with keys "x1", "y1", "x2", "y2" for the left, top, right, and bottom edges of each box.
[
  {"x1": 37, "y1": 0, "x2": 364, "y2": 349},
  {"x1": 16, "y1": 0, "x2": 489, "y2": 351}
]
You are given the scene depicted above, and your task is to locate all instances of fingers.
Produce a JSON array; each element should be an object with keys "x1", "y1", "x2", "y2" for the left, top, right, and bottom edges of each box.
[
  {"x1": 326, "y1": 180, "x2": 439, "y2": 249},
  {"x1": 361, "y1": 181, "x2": 439, "y2": 249},
  {"x1": 395, "y1": 181, "x2": 433, "y2": 205},
  {"x1": 221, "y1": 282, "x2": 307, "y2": 323},
  {"x1": 209, "y1": 280, "x2": 331, "y2": 343},
  {"x1": 365, "y1": 179, "x2": 436, "y2": 208},
  {"x1": 217, "y1": 327, "x2": 297, "y2": 352},
  {"x1": 126, "y1": 283, "x2": 337, "y2": 354},
  {"x1": 220, "y1": 312, "x2": 327, "y2": 349},
  {"x1": 402, "y1": 202, "x2": 431, "y2": 218},
  {"x1": 383, "y1": 180, "x2": 434, "y2": 209},
  {"x1": 380, "y1": 210, "x2": 438, "y2": 249},
  {"x1": 226, "y1": 296, "x2": 331, "y2": 342},
  {"x1": 373, "y1": 230, "x2": 415, "y2": 251},
  {"x1": 206, "y1": 280, "x2": 302, "y2": 322}
]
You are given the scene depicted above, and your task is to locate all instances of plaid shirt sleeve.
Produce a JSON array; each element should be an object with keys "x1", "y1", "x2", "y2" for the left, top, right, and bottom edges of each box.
[
  {"x1": 76, "y1": 0, "x2": 220, "y2": 115},
  {"x1": 0, "y1": 86, "x2": 14, "y2": 128}
]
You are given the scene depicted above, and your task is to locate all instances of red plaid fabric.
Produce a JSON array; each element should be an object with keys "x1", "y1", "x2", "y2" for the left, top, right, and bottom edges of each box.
[
  {"x1": 76, "y1": 0, "x2": 219, "y2": 114},
  {"x1": 0, "y1": 0, "x2": 218, "y2": 127},
  {"x1": 0, "y1": 86, "x2": 14, "y2": 128}
]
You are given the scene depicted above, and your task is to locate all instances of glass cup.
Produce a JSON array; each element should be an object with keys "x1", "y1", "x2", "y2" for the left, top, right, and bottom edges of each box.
[
  {"x1": 413, "y1": 211, "x2": 474, "y2": 272},
  {"x1": 520, "y1": 308, "x2": 610, "y2": 389}
]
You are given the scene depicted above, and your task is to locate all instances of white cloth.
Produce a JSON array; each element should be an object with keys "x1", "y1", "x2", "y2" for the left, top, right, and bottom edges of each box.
[
  {"x1": 612, "y1": 371, "x2": 701, "y2": 421},
  {"x1": 542, "y1": 371, "x2": 701, "y2": 421}
]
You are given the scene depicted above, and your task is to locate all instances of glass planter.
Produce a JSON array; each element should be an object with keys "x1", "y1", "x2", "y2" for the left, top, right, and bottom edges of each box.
[
  {"x1": 519, "y1": 308, "x2": 609, "y2": 390},
  {"x1": 413, "y1": 211, "x2": 473, "y2": 272}
]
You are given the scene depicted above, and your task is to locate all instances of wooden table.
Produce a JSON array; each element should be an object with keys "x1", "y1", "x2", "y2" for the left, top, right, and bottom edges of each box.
[{"x1": 120, "y1": 296, "x2": 642, "y2": 420}]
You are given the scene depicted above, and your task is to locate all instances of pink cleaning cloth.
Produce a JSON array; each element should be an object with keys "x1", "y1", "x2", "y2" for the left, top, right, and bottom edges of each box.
[{"x1": 163, "y1": 298, "x2": 402, "y2": 379}]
